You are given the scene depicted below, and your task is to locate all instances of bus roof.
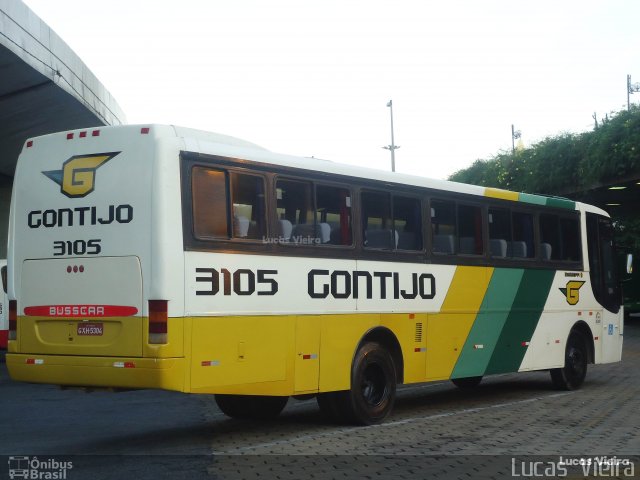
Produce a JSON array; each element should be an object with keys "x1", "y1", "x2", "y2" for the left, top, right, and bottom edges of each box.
[{"x1": 23, "y1": 123, "x2": 609, "y2": 218}]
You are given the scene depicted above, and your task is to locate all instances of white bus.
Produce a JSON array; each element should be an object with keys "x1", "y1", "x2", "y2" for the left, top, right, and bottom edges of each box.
[{"x1": 6, "y1": 124, "x2": 623, "y2": 425}]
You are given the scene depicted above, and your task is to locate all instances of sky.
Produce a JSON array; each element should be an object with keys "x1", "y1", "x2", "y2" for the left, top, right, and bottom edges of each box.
[{"x1": 21, "y1": 0, "x2": 640, "y2": 180}]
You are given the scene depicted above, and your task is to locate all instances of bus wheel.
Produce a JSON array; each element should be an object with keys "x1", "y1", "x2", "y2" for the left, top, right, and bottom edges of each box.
[
  {"x1": 550, "y1": 331, "x2": 588, "y2": 390},
  {"x1": 451, "y1": 376, "x2": 483, "y2": 389},
  {"x1": 334, "y1": 342, "x2": 397, "y2": 425},
  {"x1": 214, "y1": 394, "x2": 288, "y2": 420}
]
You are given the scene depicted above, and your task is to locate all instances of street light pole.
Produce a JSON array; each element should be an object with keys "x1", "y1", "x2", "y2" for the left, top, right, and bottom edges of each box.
[
  {"x1": 628, "y1": 74, "x2": 640, "y2": 110},
  {"x1": 383, "y1": 100, "x2": 400, "y2": 172},
  {"x1": 511, "y1": 124, "x2": 521, "y2": 155}
]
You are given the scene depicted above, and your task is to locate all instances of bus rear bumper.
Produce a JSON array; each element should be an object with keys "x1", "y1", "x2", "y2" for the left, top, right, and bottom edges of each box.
[{"x1": 6, "y1": 353, "x2": 186, "y2": 392}]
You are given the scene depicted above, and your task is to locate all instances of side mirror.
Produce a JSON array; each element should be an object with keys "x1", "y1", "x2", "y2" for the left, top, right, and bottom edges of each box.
[
  {"x1": 0, "y1": 265, "x2": 6, "y2": 294},
  {"x1": 627, "y1": 254, "x2": 634, "y2": 275}
]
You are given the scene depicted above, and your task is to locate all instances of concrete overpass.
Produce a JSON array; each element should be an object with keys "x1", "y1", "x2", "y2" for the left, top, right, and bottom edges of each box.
[{"x1": 0, "y1": 0, "x2": 125, "y2": 257}]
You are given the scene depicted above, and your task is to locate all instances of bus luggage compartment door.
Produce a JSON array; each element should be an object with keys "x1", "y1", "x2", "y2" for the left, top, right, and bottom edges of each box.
[{"x1": 19, "y1": 257, "x2": 143, "y2": 357}]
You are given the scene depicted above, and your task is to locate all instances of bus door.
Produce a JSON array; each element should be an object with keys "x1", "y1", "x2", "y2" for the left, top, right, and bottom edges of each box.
[{"x1": 586, "y1": 213, "x2": 623, "y2": 363}]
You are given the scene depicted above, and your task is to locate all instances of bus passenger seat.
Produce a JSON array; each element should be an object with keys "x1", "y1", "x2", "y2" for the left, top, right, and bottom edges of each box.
[
  {"x1": 433, "y1": 234, "x2": 454, "y2": 254},
  {"x1": 234, "y1": 216, "x2": 250, "y2": 237},
  {"x1": 319, "y1": 223, "x2": 331, "y2": 243},
  {"x1": 279, "y1": 219, "x2": 293, "y2": 241},
  {"x1": 541, "y1": 242, "x2": 552, "y2": 260},
  {"x1": 365, "y1": 229, "x2": 393, "y2": 248},
  {"x1": 292, "y1": 223, "x2": 319, "y2": 243},
  {"x1": 511, "y1": 241, "x2": 527, "y2": 258},
  {"x1": 459, "y1": 236, "x2": 475, "y2": 254},
  {"x1": 398, "y1": 233, "x2": 417, "y2": 250},
  {"x1": 490, "y1": 238, "x2": 507, "y2": 257}
]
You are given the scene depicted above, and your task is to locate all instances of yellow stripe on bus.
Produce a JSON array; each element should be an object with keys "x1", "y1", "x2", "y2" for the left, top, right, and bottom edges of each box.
[
  {"x1": 425, "y1": 266, "x2": 493, "y2": 381},
  {"x1": 484, "y1": 187, "x2": 520, "y2": 201}
]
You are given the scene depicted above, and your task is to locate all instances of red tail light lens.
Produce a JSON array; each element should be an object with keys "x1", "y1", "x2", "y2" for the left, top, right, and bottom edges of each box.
[
  {"x1": 148, "y1": 300, "x2": 168, "y2": 344},
  {"x1": 9, "y1": 300, "x2": 17, "y2": 341}
]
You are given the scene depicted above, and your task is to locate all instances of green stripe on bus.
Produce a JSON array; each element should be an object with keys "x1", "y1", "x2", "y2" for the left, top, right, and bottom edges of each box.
[
  {"x1": 518, "y1": 193, "x2": 576, "y2": 210},
  {"x1": 451, "y1": 268, "x2": 524, "y2": 379},
  {"x1": 484, "y1": 269, "x2": 555, "y2": 375},
  {"x1": 518, "y1": 193, "x2": 548, "y2": 206},
  {"x1": 545, "y1": 197, "x2": 576, "y2": 210}
]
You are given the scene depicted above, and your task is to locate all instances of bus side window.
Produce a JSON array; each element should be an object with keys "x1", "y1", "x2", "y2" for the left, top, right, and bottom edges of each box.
[
  {"x1": 431, "y1": 200, "x2": 456, "y2": 254},
  {"x1": 488, "y1": 208, "x2": 510, "y2": 258},
  {"x1": 394, "y1": 196, "x2": 422, "y2": 251},
  {"x1": 560, "y1": 216, "x2": 581, "y2": 261},
  {"x1": 230, "y1": 173, "x2": 266, "y2": 240},
  {"x1": 192, "y1": 167, "x2": 229, "y2": 239},
  {"x1": 540, "y1": 214, "x2": 560, "y2": 261},
  {"x1": 512, "y1": 211, "x2": 535, "y2": 258},
  {"x1": 362, "y1": 191, "x2": 393, "y2": 249},
  {"x1": 316, "y1": 185, "x2": 352, "y2": 245},
  {"x1": 276, "y1": 180, "x2": 314, "y2": 244},
  {"x1": 458, "y1": 204, "x2": 483, "y2": 255}
]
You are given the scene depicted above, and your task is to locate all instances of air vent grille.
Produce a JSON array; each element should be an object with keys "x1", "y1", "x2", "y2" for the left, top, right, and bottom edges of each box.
[{"x1": 415, "y1": 322, "x2": 423, "y2": 343}]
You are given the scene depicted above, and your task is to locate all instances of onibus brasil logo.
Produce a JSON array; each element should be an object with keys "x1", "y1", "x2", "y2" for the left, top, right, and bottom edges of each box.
[
  {"x1": 43, "y1": 152, "x2": 120, "y2": 198},
  {"x1": 8, "y1": 456, "x2": 73, "y2": 479}
]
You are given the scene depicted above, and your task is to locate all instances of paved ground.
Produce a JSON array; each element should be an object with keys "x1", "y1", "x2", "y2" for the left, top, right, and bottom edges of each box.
[{"x1": 1, "y1": 321, "x2": 639, "y2": 479}]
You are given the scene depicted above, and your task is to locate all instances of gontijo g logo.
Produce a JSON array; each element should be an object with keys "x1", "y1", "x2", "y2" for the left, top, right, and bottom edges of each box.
[
  {"x1": 43, "y1": 152, "x2": 120, "y2": 198},
  {"x1": 560, "y1": 280, "x2": 585, "y2": 306}
]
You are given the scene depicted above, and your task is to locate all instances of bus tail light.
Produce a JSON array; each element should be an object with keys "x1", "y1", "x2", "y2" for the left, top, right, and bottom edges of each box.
[
  {"x1": 9, "y1": 300, "x2": 17, "y2": 341},
  {"x1": 148, "y1": 300, "x2": 168, "y2": 344}
]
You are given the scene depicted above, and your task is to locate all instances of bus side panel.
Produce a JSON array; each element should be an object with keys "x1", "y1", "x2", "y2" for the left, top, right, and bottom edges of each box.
[
  {"x1": 425, "y1": 266, "x2": 492, "y2": 381},
  {"x1": 294, "y1": 315, "x2": 321, "y2": 393},
  {"x1": 318, "y1": 313, "x2": 381, "y2": 392},
  {"x1": 189, "y1": 315, "x2": 294, "y2": 393},
  {"x1": 184, "y1": 253, "x2": 359, "y2": 318},
  {"x1": 519, "y1": 311, "x2": 577, "y2": 371},
  {"x1": 185, "y1": 252, "x2": 357, "y2": 395},
  {"x1": 452, "y1": 268, "x2": 524, "y2": 379},
  {"x1": 520, "y1": 271, "x2": 596, "y2": 371},
  {"x1": 484, "y1": 269, "x2": 555, "y2": 375},
  {"x1": 381, "y1": 312, "x2": 428, "y2": 384},
  {"x1": 600, "y1": 309, "x2": 623, "y2": 363}
]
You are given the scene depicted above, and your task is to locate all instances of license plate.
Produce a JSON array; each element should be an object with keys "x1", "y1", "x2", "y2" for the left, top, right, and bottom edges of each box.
[{"x1": 77, "y1": 322, "x2": 103, "y2": 336}]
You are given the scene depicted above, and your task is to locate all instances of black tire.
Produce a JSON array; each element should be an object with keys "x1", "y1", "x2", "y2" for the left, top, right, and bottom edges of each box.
[
  {"x1": 550, "y1": 330, "x2": 588, "y2": 390},
  {"x1": 327, "y1": 342, "x2": 397, "y2": 425},
  {"x1": 451, "y1": 376, "x2": 483, "y2": 389},
  {"x1": 215, "y1": 394, "x2": 288, "y2": 420}
]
